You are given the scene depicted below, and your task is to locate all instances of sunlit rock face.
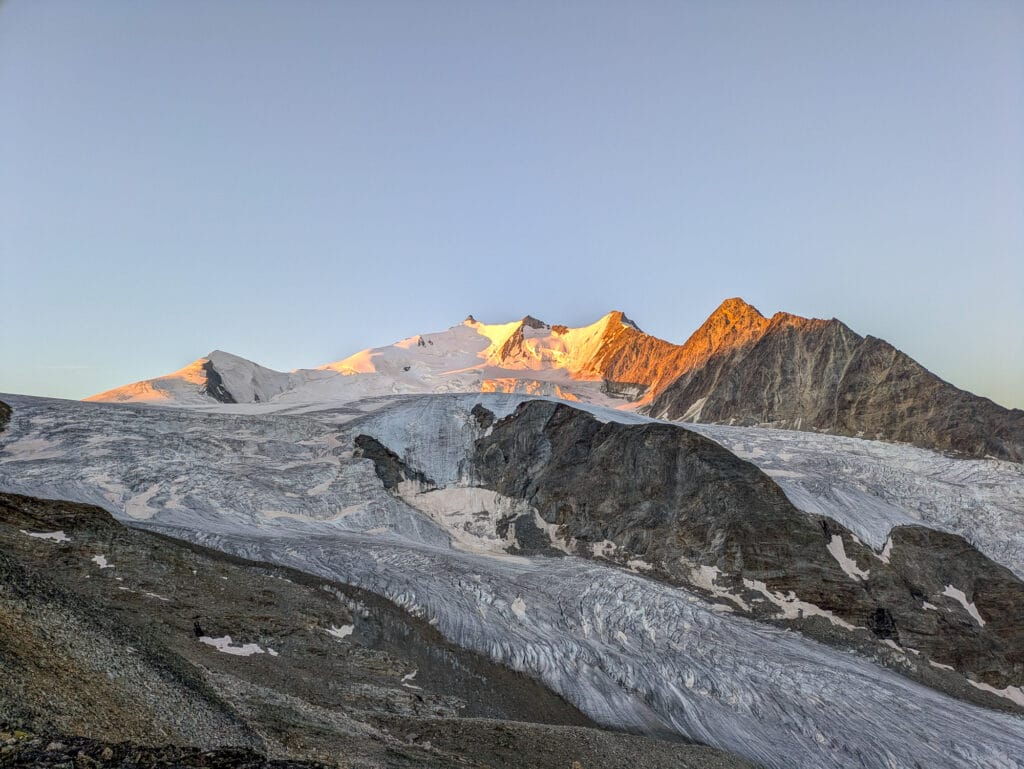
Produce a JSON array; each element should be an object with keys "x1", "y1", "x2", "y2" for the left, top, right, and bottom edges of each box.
[
  {"x1": 3, "y1": 392, "x2": 1024, "y2": 769},
  {"x1": 648, "y1": 302, "x2": 1024, "y2": 462}
]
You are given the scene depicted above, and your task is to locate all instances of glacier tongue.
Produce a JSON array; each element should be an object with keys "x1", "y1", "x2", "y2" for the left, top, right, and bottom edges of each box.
[
  {"x1": 146, "y1": 524, "x2": 1024, "y2": 769},
  {"x1": 2, "y1": 392, "x2": 1024, "y2": 769}
]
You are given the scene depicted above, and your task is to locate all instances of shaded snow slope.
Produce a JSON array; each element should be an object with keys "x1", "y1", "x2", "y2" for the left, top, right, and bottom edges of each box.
[{"x1": 2, "y1": 393, "x2": 1024, "y2": 769}]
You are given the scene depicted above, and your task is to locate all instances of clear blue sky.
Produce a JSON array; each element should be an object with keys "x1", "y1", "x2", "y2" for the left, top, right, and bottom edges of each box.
[{"x1": 2, "y1": 1, "x2": 1022, "y2": 408}]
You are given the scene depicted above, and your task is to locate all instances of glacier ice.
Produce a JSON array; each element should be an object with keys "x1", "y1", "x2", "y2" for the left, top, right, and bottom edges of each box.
[{"x1": 2, "y1": 392, "x2": 1024, "y2": 768}]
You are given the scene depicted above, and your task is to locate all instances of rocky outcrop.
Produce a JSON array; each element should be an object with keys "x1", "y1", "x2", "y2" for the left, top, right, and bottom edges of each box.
[
  {"x1": 200, "y1": 360, "x2": 237, "y2": 404},
  {"x1": 0, "y1": 492, "x2": 755, "y2": 769},
  {"x1": 463, "y1": 401, "x2": 1024, "y2": 711},
  {"x1": 649, "y1": 300, "x2": 1024, "y2": 462},
  {"x1": 0, "y1": 400, "x2": 10, "y2": 433}
]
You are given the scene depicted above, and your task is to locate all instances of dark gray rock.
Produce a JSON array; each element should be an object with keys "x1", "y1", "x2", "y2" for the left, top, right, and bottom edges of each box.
[
  {"x1": 353, "y1": 435, "x2": 435, "y2": 490},
  {"x1": 467, "y1": 400, "x2": 1024, "y2": 711},
  {"x1": 200, "y1": 360, "x2": 237, "y2": 404},
  {"x1": 648, "y1": 307, "x2": 1024, "y2": 462}
]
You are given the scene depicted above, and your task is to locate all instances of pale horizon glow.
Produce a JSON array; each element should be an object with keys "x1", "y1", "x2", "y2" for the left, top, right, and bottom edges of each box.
[{"x1": 1, "y1": 1, "x2": 1022, "y2": 408}]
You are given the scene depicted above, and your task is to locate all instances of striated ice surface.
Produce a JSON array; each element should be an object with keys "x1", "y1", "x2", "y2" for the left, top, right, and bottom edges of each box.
[
  {"x1": 148, "y1": 524, "x2": 1024, "y2": 769},
  {"x1": 2, "y1": 392, "x2": 1024, "y2": 768},
  {"x1": 683, "y1": 422, "x2": 1024, "y2": 564}
]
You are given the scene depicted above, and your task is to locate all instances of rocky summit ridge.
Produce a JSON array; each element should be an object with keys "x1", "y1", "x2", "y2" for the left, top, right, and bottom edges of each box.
[{"x1": 81, "y1": 299, "x2": 1024, "y2": 462}]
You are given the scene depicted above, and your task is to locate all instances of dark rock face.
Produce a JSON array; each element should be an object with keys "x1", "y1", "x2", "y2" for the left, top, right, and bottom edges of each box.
[
  {"x1": 200, "y1": 361, "x2": 237, "y2": 404},
  {"x1": 520, "y1": 315, "x2": 548, "y2": 330},
  {"x1": 0, "y1": 400, "x2": 10, "y2": 433},
  {"x1": 467, "y1": 401, "x2": 1024, "y2": 710},
  {"x1": 469, "y1": 403, "x2": 495, "y2": 429},
  {"x1": 648, "y1": 307, "x2": 1024, "y2": 462},
  {"x1": 353, "y1": 435, "x2": 435, "y2": 490}
]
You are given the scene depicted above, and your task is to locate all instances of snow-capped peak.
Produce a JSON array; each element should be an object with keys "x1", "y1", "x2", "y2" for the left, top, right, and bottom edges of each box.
[
  {"x1": 86, "y1": 310, "x2": 671, "y2": 408},
  {"x1": 85, "y1": 350, "x2": 298, "y2": 405}
]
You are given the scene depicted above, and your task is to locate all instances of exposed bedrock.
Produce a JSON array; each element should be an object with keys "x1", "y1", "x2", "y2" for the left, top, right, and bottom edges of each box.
[
  {"x1": 648, "y1": 306, "x2": 1024, "y2": 463},
  {"x1": 367, "y1": 400, "x2": 1024, "y2": 707}
]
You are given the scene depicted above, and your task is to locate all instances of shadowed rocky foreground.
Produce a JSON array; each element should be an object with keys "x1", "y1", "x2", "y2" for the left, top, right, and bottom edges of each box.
[{"x1": 0, "y1": 492, "x2": 756, "y2": 769}]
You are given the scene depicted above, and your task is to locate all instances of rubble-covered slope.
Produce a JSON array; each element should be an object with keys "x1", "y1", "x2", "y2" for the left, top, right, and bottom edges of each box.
[{"x1": 1, "y1": 492, "x2": 747, "y2": 769}]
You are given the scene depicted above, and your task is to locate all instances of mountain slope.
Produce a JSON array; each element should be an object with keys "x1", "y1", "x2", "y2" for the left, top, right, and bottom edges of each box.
[
  {"x1": 1, "y1": 491, "x2": 748, "y2": 769},
  {"x1": 648, "y1": 300, "x2": 1024, "y2": 461},
  {"x1": 83, "y1": 350, "x2": 315, "y2": 405}
]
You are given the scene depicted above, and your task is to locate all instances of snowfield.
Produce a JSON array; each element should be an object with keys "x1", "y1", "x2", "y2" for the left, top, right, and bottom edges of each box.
[{"x1": 2, "y1": 391, "x2": 1024, "y2": 768}]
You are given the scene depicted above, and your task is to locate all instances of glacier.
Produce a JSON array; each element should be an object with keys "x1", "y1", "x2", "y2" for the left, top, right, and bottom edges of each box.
[{"x1": 2, "y1": 391, "x2": 1024, "y2": 768}]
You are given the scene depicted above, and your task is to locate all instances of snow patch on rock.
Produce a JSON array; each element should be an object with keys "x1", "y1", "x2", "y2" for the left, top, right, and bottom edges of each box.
[
  {"x1": 325, "y1": 624, "x2": 354, "y2": 640},
  {"x1": 942, "y1": 585, "x2": 986, "y2": 627},
  {"x1": 826, "y1": 535, "x2": 870, "y2": 581},
  {"x1": 199, "y1": 635, "x2": 266, "y2": 656},
  {"x1": 20, "y1": 529, "x2": 70, "y2": 543}
]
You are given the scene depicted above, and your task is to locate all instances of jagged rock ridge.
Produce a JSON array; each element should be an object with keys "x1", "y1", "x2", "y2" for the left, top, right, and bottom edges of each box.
[{"x1": 647, "y1": 299, "x2": 1024, "y2": 462}]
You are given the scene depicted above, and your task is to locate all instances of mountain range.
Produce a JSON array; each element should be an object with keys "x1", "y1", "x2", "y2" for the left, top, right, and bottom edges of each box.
[
  {"x1": 4, "y1": 297, "x2": 1024, "y2": 768},
  {"x1": 87, "y1": 298, "x2": 1024, "y2": 462}
]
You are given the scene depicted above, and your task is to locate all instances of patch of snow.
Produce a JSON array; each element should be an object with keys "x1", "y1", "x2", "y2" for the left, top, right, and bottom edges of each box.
[
  {"x1": 876, "y1": 537, "x2": 893, "y2": 564},
  {"x1": 198, "y1": 635, "x2": 266, "y2": 656},
  {"x1": 688, "y1": 564, "x2": 750, "y2": 611},
  {"x1": 90, "y1": 554, "x2": 113, "y2": 569},
  {"x1": 325, "y1": 624, "x2": 354, "y2": 639},
  {"x1": 591, "y1": 540, "x2": 617, "y2": 557},
  {"x1": 967, "y1": 679, "x2": 1024, "y2": 707},
  {"x1": 742, "y1": 579, "x2": 857, "y2": 630},
  {"x1": 20, "y1": 529, "x2": 69, "y2": 543},
  {"x1": 826, "y1": 535, "x2": 870, "y2": 581},
  {"x1": 942, "y1": 585, "x2": 986, "y2": 627},
  {"x1": 681, "y1": 396, "x2": 708, "y2": 422},
  {"x1": 400, "y1": 669, "x2": 422, "y2": 690}
]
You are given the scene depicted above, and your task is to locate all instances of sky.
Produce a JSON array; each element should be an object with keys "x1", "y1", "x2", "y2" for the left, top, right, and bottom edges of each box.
[{"x1": 1, "y1": 1, "x2": 1022, "y2": 408}]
